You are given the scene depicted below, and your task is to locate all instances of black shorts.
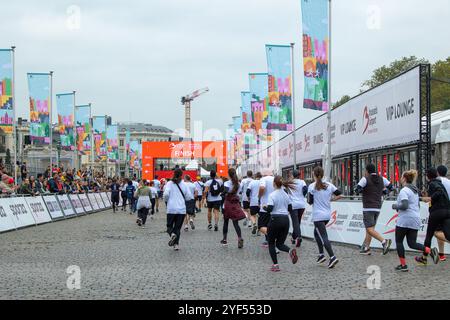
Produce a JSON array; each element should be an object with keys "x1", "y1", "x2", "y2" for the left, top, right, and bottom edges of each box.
[
  {"x1": 242, "y1": 201, "x2": 250, "y2": 210},
  {"x1": 207, "y1": 201, "x2": 222, "y2": 210},
  {"x1": 186, "y1": 199, "x2": 196, "y2": 215},
  {"x1": 363, "y1": 211, "x2": 380, "y2": 228},
  {"x1": 197, "y1": 195, "x2": 203, "y2": 201},
  {"x1": 250, "y1": 206, "x2": 260, "y2": 216},
  {"x1": 258, "y1": 211, "x2": 271, "y2": 229}
]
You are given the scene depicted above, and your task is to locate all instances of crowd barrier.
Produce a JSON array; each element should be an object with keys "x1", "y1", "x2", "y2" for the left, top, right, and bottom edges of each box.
[
  {"x1": 299, "y1": 200, "x2": 449, "y2": 254},
  {"x1": 0, "y1": 192, "x2": 112, "y2": 234}
]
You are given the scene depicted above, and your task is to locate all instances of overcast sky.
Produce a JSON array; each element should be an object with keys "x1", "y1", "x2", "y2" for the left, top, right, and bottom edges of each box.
[{"x1": 2, "y1": 0, "x2": 449, "y2": 140}]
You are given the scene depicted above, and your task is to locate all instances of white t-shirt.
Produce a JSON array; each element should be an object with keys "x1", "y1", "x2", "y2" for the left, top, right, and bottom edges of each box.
[
  {"x1": 150, "y1": 187, "x2": 158, "y2": 199},
  {"x1": 358, "y1": 175, "x2": 391, "y2": 188},
  {"x1": 153, "y1": 179, "x2": 161, "y2": 191},
  {"x1": 268, "y1": 189, "x2": 292, "y2": 216},
  {"x1": 290, "y1": 179, "x2": 307, "y2": 210},
  {"x1": 248, "y1": 179, "x2": 261, "y2": 207},
  {"x1": 163, "y1": 181, "x2": 188, "y2": 214},
  {"x1": 194, "y1": 181, "x2": 204, "y2": 195},
  {"x1": 224, "y1": 180, "x2": 242, "y2": 195},
  {"x1": 185, "y1": 181, "x2": 196, "y2": 201},
  {"x1": 205, "y1": 178, "x2": 223, "y2": 202},
  {"x1": 438, "y1": 176, "x2": 450, "y2": 199},
  {"x1": 132, "y1": 180, "x2": 139, "y2": 189},
  {"x1": 396, "y1": 186, "x2": 421, "y2": 230},
  {"x1": 259, "y1": 176, "x2": 275, "y2": 213},
  {"x1": 308, "y1": 182, "x2": 338, "y2": 222},
  {"x1": 240, "y1": 177, "x2": 253, "y2": 202}
]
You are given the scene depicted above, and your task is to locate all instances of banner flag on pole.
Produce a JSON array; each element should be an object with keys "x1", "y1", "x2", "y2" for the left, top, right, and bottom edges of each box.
[
  {"x1": 92, "y1": 116, "x2": 107, "y2": 161},
  {"x1": 232, "y1": 116, "x2": 242, "y2": 133},
  {"x1": 301, "y1": 0, "x2": 329, "y2": 111},
  {"x1": 56, "y1": 93, "x2": 75, "y2": 151},
  {"x1": 75, "y1": 105, "x2": 91, "y2": 155},
  {"x1": 248, "y1": 73, "x2": 269, "y2": 133},
  {"x1": 106, "y1": 124, "x2": 119, "y2": 163},
  {"x1": 27, "y1": 73, "x2": 51, "y2": 144},
  {"x1": 240, "y1": 91, "x2": 252, "y2": 132},
  {"x1": 129, "y1": 140, "x2": 141, "y2": 169},
  {"x1": 266, "y1": 45, "x2": 293, "y2": 131},
  {"x1": 0, "y1": 49, "x2": 13, "y2": 133},
  {"x1": 125, "y1": 128, "x2": 131, "y2": 162}
]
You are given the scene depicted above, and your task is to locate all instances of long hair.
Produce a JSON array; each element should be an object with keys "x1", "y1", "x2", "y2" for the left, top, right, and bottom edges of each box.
[
  {"x1": 172, "y1": 168, "x2": 183, "y2": 184},
  {"x1": 313, "y1": 166, "x2": 327, "y2": 191},
  {"x1": 273, "y1": 175, "x2": 296, "y2": 194},
  {"x1": 228, "y1": 168, "x2": 239, "y2": 194}
]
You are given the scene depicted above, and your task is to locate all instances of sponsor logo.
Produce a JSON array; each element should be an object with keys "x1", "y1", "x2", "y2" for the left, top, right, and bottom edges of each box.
[
  {"x1": 386, "y1": 98, "x2": 414, "y2": 121},
  {"x1": 363, "y1": 105, "x2": 378, "y2": 134},
  {"x1": 313, "y1": 133, "x2": 323, "y2": 145},
  {"x1": 383, "y1": 212, "x2": 399, "y2": 234},
  {"x1": 288, "y1": 142, "x2": 293, "y2": 157},
  {"x1": 304, "y1": 134, "x2": 310, "y2": 152},
  {"x1": 340, "y1": 119, "x2": 357, "y2": 135},
  {"x1": 326, "y1": 210, "x2": 337, "y2": 228}
]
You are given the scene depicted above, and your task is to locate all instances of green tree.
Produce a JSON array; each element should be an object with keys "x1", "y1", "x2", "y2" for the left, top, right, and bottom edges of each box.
[
  {"x1": 361, "y1": 56, "x2": 429, "y2": 89},
  {"x1": 431, "y1": 57, "x2": 450, "y2": 112},
  {"x1": 333, "y1": 95, "x2": 351, "y2": 108}
]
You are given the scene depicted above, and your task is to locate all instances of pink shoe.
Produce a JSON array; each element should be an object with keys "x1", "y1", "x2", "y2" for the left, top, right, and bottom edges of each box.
[{"x1": 270, "y1": 264, "x2": 280, "y2": 272}]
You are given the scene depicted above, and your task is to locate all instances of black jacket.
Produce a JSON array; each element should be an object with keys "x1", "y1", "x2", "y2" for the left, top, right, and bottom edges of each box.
[{"x1": 428, "y1": 179, "x2": 450, "y2": 213}]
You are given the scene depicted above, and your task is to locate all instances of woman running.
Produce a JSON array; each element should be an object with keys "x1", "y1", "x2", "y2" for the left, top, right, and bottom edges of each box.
[
  {"x1": 264, "y1": 175, "x2": 298, "y2": 272},
  {"x1": 149, "y1": 180, "x2": 158, "y2": 219},
  {"x1": 289, "y1": 170, "x2": 307, "y2": 248},
  {"x1": 393, "y1": 170, "x2": 429, "y2": 272},
  {"x1": 135, "y1": 180, "x2": 151, "y2": 228},
  {"x1": 120, "y1": 178, "x2": 128, "y2": 211},
  {"x1": 307, "y1": 166, "x2": 342, "y2": 269},
  {"x1": 163, "y1": 168, "x2": 189, "y2": 251},
  {"x1": 221, "y1": 168, "x2": 245, "y2": 248}
]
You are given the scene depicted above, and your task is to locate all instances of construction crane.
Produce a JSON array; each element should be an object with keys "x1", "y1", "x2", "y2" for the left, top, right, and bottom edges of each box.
[{"x1": 181, "y1": 87, "x2": 209, "y2": 138}]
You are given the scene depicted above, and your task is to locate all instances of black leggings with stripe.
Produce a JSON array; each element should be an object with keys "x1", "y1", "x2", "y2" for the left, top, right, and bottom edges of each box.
[{"x1": 313, "y1": 220, "x2": 334, "y2": 257}]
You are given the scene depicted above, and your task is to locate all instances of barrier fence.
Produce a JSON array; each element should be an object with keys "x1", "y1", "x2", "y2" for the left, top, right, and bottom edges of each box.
[{"x1": 0, "y1": 191, "x2": 113, "y2": 233}]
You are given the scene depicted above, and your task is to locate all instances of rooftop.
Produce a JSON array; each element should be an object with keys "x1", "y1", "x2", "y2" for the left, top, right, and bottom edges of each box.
[{"x1": 117, "y1": 123, "x2": 173, "y2": 134}]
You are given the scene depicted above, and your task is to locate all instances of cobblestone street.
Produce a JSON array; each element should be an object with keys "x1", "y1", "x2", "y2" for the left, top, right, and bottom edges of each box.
[{"x1": 0, "y1": 207, "x2": 449, "y2": 300}]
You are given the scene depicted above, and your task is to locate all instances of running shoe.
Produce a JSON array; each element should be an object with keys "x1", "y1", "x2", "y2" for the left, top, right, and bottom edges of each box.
[
  {"x1": 243, "y1": 219, "x2": 247, "y2": 227},
  {"x1": 295, "y1": 238, "x2": 302, "y2": 248},
  {"x1": 276, "y1": 248, "x2": 280, "y2": 254},
  {"x1": 136, "y1": 218, "x2": 142, "y2": 226},
  {"x1": 395, "y1": 264, "x2": 409, "y2": 272},
  {"x1": 184, "y1": 225, "x2": 189, "y2": 232},
  {"x1": 328, "y1": 256, "x2": 339, "y2": 269},
  {"x1": 317, "y1": 254, "x2": 327, "y2": 264},
  {"x1": 414, "y1": 256, "x2": 428, "y2": 266},
  {"x1": 359, "y1": 245, "x2": 372, "y2": 255},
  {"x1": 156, "y1": 209, "x2": 159, "y2": 213},
  {"x1": 252, "y1": 225, "x2": 258, "y2": 235},
  {"x1": 214, "y1": 224, "x2": 218, "y2": 232},
  {"x1": 439, "y1": 254, "x2": 446, "y2": 262},
  {"x1": 270, "y1": 264, "x2": 280, "y2": 272},
  {"x1": 382, "y1": 239, "x2": 392, "y2": 255},
  {"x1": 289, "y1": 248, "x2": 298, "y2": 264},
  {"x1": 220, "y1": 239, "x2": 228, "y2": 246},
  {"x1": 248, "y1": 222, "x2": 253, "y2": 229},
  {"x1": 190, "y1": 220, "x2": 195, "y2": 230},
  {"x1": 168, "y1": 233, "x2": 177, "y2": 247},
  {"x1": 208, "y1": 223, "x2": 212, "y2": 230},
  {"x1": 430, "y1": 247, "x2": 440, "y2": 264},
  {"x1": 173, "y1": 244, "x2": 179, "y2": 251},
  {"x1": 261, "y1": 241, "x2": 269, "y2": 248},
  {"x1": 238, "y1": 238, "x2": 244, "y2": 249},
  {"x1": 291, "y1": 238, "x2": 295, "y2": 245}
]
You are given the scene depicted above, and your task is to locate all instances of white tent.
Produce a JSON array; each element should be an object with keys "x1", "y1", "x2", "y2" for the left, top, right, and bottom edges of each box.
[
  {"x1": 200, "y1": 167, "x2": 210, "y2": 177},
  {"x1": 185, "y1": 160, "x2": 199, "y2": 170}
]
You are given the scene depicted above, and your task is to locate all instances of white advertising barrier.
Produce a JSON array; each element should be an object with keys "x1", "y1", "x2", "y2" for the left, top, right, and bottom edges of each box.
[
  {"x1": 24, "y1": 196, "x2": 52, "y2": 224},
  {"x1": 69, "y1": 194, "x2": 85, "y2": 215},
  {"x1": 57, "y1": 194, "x2": 76, "y2": 217},
  {"x1": 300, "y1": 200, "x2": 449, "y2": 254},
  {"x1": 42, "y1": 195, "x2": 64, "y2": 219},
  {"x1": 95, "y1": 193, "x2": 106, "y2": 209},
  {"x1": 106, "y1": 192, "x2": 112, "y2": 205},
  {"x1": 277, "y1": 134, "x2": 295, "y2": 169},
  {"x1": 5, "y1": 197, "x2": 36, "y2": 228},
  {"x1": 101, "y1": 192, "x2": 111, "y2": 207},
  {"x1": 0, "y1": 198, "x2": 17, "y2": 232},
  {"x1": 295, "y1": 115, "x2": 327, "y2": 164},
  {"x1": 78, "y1": 193, "x2": 93, "y2": 213},
  {"x1": 88, "y1": 193, "x2": 100, "y2": 211}
]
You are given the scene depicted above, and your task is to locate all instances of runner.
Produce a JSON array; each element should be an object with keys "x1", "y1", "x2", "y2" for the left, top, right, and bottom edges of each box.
[
  {"x1": 183, "y1": 175, "x2": 197, "y2": 231},
  {"x1": 263, "y1": 175, "x2": 299, "y2": 272},
  {"x1": 109, "y1": 178, "x2": 121, "y2": 213},
  {"x1": 416, "y1": 168, "x2": 450, "y2": 265},
  {"x1": 131, "y1": 177, "x2": 139, "y2": 213},
  {"x1": 355, "y1": 163, "x2": 393, "y2": 255},
  {"x1": 307, "y1": 166, "x2": 342, "y2": 269},
  {"x1": 240, "y1": 170, "x2": 254, "y2": 229},
  {"x1": 436, "y1": 165, "x2": 450, "y2": 261},
  {"x1": 203, "y1": 170, "x2": 223, "y2": 231},
  {"x1": 194, "y1": 177, "x2": 204, "y2": 213},
  {"x1": 258, "y1": 168, "x2": 275, "y2": 247},
  {"x1": 164, "y1": 168, "x2": 189, "y2": 251},
  {"x1": 153, "y1": 175, "x2": 161, "y2": 213},
  {"x1": 289, "y1": 170, "x2": 307, "y2": 248},
  {"x1": 135, "y1": 180, "x2": 151, "y2": 228},
  {"x1": 393, "y1": 170, "x2": 428, "y2": 272},
  {"x1": 120, "y1": 179, "x2": 128, "y2": 211},
  {"x1": 221, "y1": 168, "x2": 245, "y2": 248},
  {"x1": 246, "y1": 172, "x2": 262, "y2": 235},
  {"x1": 125, "y1": 180, "x2": 136, "y2": 214},
  {"x1": 149, "y1": 180, "x2": 158, "y2": 219}
]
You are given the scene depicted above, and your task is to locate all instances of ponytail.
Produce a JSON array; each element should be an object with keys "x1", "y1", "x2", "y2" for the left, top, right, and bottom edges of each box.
[
  {"x1": 228, "y1": 168, "x2": 239, "y2": 194},
  {"x1": 313, "y1": 166, "x2": 327, "y2": 191},
  {"x1": 274, "y1": 175, "x2": 296, "y2": 193}
]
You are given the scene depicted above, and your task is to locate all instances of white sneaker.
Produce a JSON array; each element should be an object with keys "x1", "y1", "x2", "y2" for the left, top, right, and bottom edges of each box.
[{"x1": 173, "y1": 244, "x2": 179, "y2": 251}]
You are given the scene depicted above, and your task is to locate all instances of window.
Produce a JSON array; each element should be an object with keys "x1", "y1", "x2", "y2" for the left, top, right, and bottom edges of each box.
[{"x1": 119, "y1": 139, "x2": 124, "y2": 147}]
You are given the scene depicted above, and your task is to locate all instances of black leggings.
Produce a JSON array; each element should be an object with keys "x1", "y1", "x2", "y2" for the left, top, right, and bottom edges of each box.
[
  {"x1": 137, "y1": 207, "x2": 149, "y2": 225},
  {"x1": 395, "y1": 226, "x2": 424, "y2": 259},
  {"x1": 424, "y1": 210, "x2": 450, "y2": 253},
  {"x1": 121, "y1": 193, "x2": 127, "y2": 208},
  {"x1": 223, "y1": 218, "x2": 242, "y2": 240},
  {"x1": 314, "y1": 221, "x2": 334, "y2": 257},
  {"x1": 111, "y1": 194, "x2": 120, "y2": 209},
  {"x1": 267, "y1": 215, "x2": 291, "y2": 264},
  {"x1": 167, "y1": 214, "x2": 186, "y2": 245},
  {"x1": 290, "y1": 208, "x2": 305, "y2": 241},
  {"x1": 150, "y1": 198, "x2": 156, "y2": 214}
]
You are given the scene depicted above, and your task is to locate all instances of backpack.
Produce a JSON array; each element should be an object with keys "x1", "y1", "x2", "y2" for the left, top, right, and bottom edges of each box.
[{"x1": 209, "y1": 179, "x2": 222, "y2": 197}]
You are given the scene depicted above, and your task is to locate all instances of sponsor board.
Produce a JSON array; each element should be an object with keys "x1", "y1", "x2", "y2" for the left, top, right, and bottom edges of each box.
[
  {"x1": 78, "y1": 193, "x2": 93, "y2": 213},
  {"x1": 42, "y1": 195, "x2": 64, "y2": 219},
  {"x1": 5, "y1": 197, "x2": 36, "y2": 228},
  {"x1": 57, "y1": 194, "x2": 76, "y2": 216},
  {"x1": 69, "y1": 194, "x2": 85, "y2": 215},
  {"x1": 95, "y1": 193, "x2": 106, "y2": 209},
  {"x1": 0, "y1": 199, "x2": 17, "y2": 232},
  {"x1": 88, "y1": 193, "x2": 100, "y2": 211},
  {"x1": 25, "y1": 197, "x2": 52, "y2": 224},
  {"x1": 100, "y1": 192, "x2": 111, "y2": 207}
]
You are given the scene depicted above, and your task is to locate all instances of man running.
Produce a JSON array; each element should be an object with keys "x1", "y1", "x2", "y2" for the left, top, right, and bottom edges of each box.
[
  {"x1": 355, "y1": 163, "x2": 393, "y2": 255},
  {"x1": 194, "y1": 177, "x2": 204, "y2": 213},
  {"x1": 436, "y1": 165, "x2": 450, "y2": 261},
  {"x1": 246, "y1": 172, "x2": 262, "y2": 235},
  {"x1": 183, "y1": 175, "x2": 197, "y2": 231},
  {"x1": 153, "y1": 175, "x2": 161, "y2": 213},
  {"x1": 258, "y1": 168, "x2": 275, "y2": 247},
  {"x1": 203, "y1": 170, "x2": 223, "y2": 231},
  {"x1": 240, "y1": 170, "x2": 254, "y2": 228},
  {"x1": 109, "y1": 178, "x2": 121, "y2": 212}
]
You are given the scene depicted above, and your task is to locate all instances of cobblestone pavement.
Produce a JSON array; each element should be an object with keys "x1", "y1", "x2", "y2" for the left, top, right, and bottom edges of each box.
[{"x1": 0, "y1": 206, "x2": 449, "y2": 300}]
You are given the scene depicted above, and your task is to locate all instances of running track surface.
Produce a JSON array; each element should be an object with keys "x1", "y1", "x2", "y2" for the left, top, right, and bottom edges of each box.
[{"x1": 0, "y1": 206, "x2": 449, "y2": 300}]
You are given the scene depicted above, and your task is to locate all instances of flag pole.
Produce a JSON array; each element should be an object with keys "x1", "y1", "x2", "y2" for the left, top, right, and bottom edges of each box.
[
  {"x1": 325, "y1": 0, "x2": 332, "y2": 181},
  {"x1": 49, "y1": 71, "x2": 54, "y2": 176},
  {"x1": 105, "y1": 115, "x2": 108, "y2": 177},
  {"x1": 290, "y1": 42, "x2": 297, "y2": 170},
  {"x1": 11, "y1": 46, "x2": 17, "y2": 185},
  {"x1": 72, "y1": 91, "x2": 76, "y2": 171}
]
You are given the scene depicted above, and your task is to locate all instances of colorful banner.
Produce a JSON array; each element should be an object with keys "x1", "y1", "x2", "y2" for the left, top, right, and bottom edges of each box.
[
  {"x1": 92, "y1": 116, "x2": 107, "y2": 161},
  {"x1": 266, "y1": 45, "x2": 293, "y2": 131},
  {"x1": 0, "y1": 49, "x2": 13, "y2": 133},
  {"x1": 75, "y1": 105, "x2": 91, "y2": 155},
  {"x1": 56, "y1": 93, "x2": 75, "y2": 151},
  {"x1": 125, "y1": 128, "x2": 131, "y2": 162},
  {"x1": 106, "y1": 124, "x2": 119, "y2": 162},
  {"x1": 232, "y1": 116, "x2": 242, "y2": 133},
  {"x1": 249, "y1": 73, "x2": 269, "y2": 133},
  {"x1": 129, "y1": 140, "x2": 141, "y2": 169},
  {"x1": 240, "y1": 91, "x2": 252, "y2": 132},
  {"x1": 27, "y1": 73, "x2": 51, "y2": 144},
  {"x1": 301, "y1": 0, "x2": 329, "y2": 111}
]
